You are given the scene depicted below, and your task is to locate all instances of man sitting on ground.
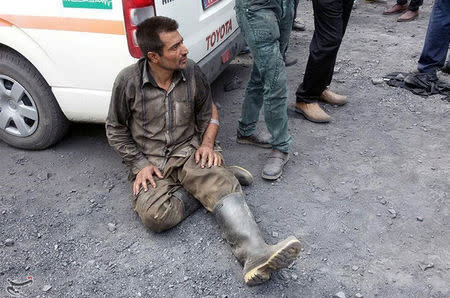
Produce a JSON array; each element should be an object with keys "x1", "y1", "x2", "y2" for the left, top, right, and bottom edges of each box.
[{"x1": 106, "y1": 16, "x2": 301, "y2": 286}]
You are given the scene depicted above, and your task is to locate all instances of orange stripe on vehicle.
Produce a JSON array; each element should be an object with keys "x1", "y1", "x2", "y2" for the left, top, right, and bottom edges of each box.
[
  {"x1": 0, "y1": 15, "x2": 125, "y2": 35},
  {"x1": 0, "y1": 18, "x2": 13, "y2": 27}
]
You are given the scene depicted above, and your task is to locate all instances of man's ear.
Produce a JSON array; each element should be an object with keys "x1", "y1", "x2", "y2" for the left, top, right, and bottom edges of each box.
[{"x1": 147, "y1": 52, "x2": 160, "y2": 64}]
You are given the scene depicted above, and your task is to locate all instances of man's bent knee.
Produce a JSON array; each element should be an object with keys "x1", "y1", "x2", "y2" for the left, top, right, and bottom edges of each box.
[{"x1": 138, "y1": 199, "x2": 184, "y2": 233}]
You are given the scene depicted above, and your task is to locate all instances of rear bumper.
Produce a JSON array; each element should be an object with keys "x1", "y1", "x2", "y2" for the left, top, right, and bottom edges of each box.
[{"x1": 197, "y1": 28, "x2": 246, "y2": 83}]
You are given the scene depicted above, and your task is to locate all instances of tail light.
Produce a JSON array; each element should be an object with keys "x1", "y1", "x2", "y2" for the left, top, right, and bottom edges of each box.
[{"x1": 122, "y1": 0, "x2": 156, "y2": 58}]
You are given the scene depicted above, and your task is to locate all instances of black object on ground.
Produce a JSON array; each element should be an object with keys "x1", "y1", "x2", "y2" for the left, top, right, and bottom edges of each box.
[{"x1": 384, "y1": 71, "x2": 450, "y2": 101}]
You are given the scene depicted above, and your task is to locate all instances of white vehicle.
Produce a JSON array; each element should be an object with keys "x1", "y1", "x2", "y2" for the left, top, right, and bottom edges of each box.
[{"x1": 0, "y1": 0, "x2": 244, "y2": 149}]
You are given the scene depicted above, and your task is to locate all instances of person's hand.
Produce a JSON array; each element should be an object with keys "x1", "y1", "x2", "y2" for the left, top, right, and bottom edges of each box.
[
  {"x1": 133, "y1": 164, "x2": 163, "y2": 195},
  {"x1": 195, "y1": 145, "x2": 222, "y2": 168}
]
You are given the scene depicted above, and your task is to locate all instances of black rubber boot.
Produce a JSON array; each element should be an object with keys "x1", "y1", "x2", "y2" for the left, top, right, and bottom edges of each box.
[{"x1": 213, "y1": 193, "x2": 301, "y2": 286}]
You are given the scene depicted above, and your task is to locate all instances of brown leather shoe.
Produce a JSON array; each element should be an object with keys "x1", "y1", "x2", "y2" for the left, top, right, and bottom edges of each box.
[
  {"x1": 319, "y1": 89, "x2": 347, "y2": 105},
  {"x1": 383, "y1": 4, "x2": 408, "y2": 15},
  {"x1": 397, "y1": 9, "x2": 419, "y2": 22},
  {"x1": 293, "y1": 102, "x2": 331, "y2": 123}
]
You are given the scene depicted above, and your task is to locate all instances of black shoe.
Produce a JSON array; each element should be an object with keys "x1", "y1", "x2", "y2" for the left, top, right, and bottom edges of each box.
[{"x1": 237, "y1": 130, "x2": 272, "y2": 148}]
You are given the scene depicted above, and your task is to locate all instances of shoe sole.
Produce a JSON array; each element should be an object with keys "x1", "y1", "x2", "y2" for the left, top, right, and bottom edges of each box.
[
  {"x1": 290, "y1": 104, "x2": 331, "y2": 123},
  {"x1": 383, "y1": 10, "x2": 406, "y2": 15},
  {"x1": 236, "y1": 138, "x2": 272, "y2": 149},
  {"x1": 397, "y1": 15, "x2": 418, "y2": 22},
  {"x1": 320, "y1": 98, "x2": 348, "y2": 106},
  {"x1": 244, "y1": 237, "x2": 301, "y2": 286},
  {"x1": 261, "y1": 154, "x2": 290, "y2": 180}
]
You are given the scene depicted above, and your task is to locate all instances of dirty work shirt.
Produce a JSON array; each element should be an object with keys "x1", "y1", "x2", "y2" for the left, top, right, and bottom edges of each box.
[
  {"x1": 236, "y1": 0, "x2": 294, "y2": 153},
  {"x1": 106, "y1": 58, "x2": 212, "y2": 178},
  {"x1": 106, "y1": 58, "x2": 242, "y2": 232}
]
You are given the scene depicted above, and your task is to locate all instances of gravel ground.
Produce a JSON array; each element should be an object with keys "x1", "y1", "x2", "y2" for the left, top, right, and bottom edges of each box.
[{"x1": 1, "y1": 1, "x2": 449, "y2": 297}]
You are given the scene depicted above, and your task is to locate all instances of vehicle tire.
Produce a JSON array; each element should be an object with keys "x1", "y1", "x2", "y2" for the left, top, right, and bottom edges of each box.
[{"x1": 0, "y1": 47, "x2": 69, "y2": 150}]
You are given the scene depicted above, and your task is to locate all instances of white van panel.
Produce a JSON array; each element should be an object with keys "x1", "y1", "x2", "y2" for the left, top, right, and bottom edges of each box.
[
  {"x1": 155, "y1": 0, "x2": 238, "y2": 63},
  {"x1": 0, "y1": 26, "x2": 59, "y2": 86},
  {"x1": 53, "y1": 87, "x2": 110, "y2": 122},
  {"x1": 23, "y1": 29, "x2": 134, "y2": 90}
]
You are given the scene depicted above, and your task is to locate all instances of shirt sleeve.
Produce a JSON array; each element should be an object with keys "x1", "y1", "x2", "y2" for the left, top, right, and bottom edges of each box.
[
  {"x1": 105, "y1": 74, "x2": 150, "y2": 174},
  {"x1": 193, "y1": 64, "x2": 212, "y2": 138}
]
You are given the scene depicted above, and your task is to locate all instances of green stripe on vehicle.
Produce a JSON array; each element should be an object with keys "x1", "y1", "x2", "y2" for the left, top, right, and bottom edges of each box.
[{"x1": 62, "y1": 0, "x2": 112, "y2": 9}]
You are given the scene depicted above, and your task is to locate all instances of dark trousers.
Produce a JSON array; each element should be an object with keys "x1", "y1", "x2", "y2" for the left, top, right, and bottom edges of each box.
[
  {"x1": 296, "y1": 0, "x2": 353, "y2": 102},
  {"x1": 294, "y1": 0, "x2": 299, "y2": 19},
  {"x1": 397, "y1": 0, "x2": 423, "y2": 11},
  {"x1": 417, "y1": 0, "x2": 450, "y2": 73}
]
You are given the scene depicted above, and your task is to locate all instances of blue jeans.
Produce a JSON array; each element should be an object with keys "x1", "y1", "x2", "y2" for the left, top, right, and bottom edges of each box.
[
  {"x1": 417, "y1": 0, "x2": 450, "y2": 73},
  {"x1": 235, "y1": 0, "x2": 294, "y2": 153}
]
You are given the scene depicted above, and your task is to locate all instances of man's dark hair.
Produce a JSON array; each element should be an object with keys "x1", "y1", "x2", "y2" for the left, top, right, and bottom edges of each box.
[{"x1": 136, "y1": 16, "x2": 179, "y2": 57}]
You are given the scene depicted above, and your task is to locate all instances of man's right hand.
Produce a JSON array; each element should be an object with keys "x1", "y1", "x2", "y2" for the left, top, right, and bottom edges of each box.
[{"x1": 133, "y1": 164, "x2": 164, "y2": 195}]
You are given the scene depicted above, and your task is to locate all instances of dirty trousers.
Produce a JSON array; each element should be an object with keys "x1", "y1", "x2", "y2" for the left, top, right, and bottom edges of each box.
[{"x1": 132, "y1": 150, "x2": 242, "y2": 232}]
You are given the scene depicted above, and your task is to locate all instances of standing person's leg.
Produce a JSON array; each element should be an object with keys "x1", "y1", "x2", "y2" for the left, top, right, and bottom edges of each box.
[
  {"x1": 178, "y1": 152, "x2": 301, "y2": 286},
  {"x1": 235, "y1": 3, "x2": 270, "y2": 148},
  {"x1": 407, "y1": 0, "x2": 423, "y2": 11},
  {"x1": 279, "y1": 0, "x2": 295, "y2": 58},
  {"x1": 405, "y1": 0, "x2": 450, "y2": 86},
  {"x1": 284, "y1": 0, "x2": 300, "y2": 66},
  {"x1": 293, "y1": 0, "x2": 299, "y2": 20},
  {"x1": 294, "y1": 0, "x2": 347, "y2": 123},
  {"x1": 236, "y1": 3, "x2": 293, "y2": 179},
  {"x1": 397, "y1": 0, "x2": 422, "y2": 21},
  {"x1": 417, "y1": 0, "x2": 450, "y2": 74},
  {"x1": 280, "y1": 0, "x2": 296, "y2": 65},
  {"x1": 292, "y1": 0, "x2": 306, "y2": 31},
  {"x1": 323, "y1": 0, "x2": 353, "y2": 88},
  {"x1": 237, "y1": 63, "x2": 266, "y2": 141}
]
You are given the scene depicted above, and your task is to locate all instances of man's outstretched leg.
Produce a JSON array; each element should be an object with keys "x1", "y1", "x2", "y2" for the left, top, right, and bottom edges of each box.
[
  {"x1": 180, "y1": 153, "x2": 301, "y2": 285},
  {"x1": 214, "y1": 193, "x2": 301, "y2": 286}
]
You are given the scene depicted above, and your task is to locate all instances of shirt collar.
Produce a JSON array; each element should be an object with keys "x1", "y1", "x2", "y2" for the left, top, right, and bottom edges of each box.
[{"x1": 141, "y1": 59, "x2": 186, "y2": 89}]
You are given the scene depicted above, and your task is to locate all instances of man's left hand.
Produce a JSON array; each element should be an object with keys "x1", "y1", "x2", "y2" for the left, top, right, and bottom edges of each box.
[{"x1": 195, "y1": 145, "x2": 222, "y2": 168}]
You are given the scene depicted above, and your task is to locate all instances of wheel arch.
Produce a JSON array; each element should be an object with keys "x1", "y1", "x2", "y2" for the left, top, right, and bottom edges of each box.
[{"x1": 0, "y1": 24, "x2": 61, "y2": 88}]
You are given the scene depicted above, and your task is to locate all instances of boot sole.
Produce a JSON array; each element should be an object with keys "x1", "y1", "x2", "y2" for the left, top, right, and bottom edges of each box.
[
  {"x1": 236, "y1": 138, "x2": 272, "y2": 149},
  {"x1": 244, "y1": 237, "x2": 301, "y2": 286},
  {"x1": 290, "y1": 104, "x2": 331, "y2": 123}
]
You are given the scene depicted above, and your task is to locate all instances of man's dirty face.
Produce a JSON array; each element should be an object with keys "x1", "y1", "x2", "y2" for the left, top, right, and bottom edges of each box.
[{"x1": 158, "y1": 30, "x2": 188, "y2": 70}]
